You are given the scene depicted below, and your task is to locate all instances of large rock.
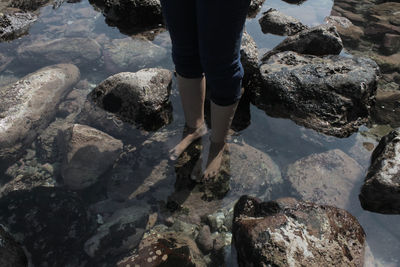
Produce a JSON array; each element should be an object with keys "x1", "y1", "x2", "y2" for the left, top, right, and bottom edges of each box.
[
  {"x1": 261, "y1": 25, "x2": 343, "y2": 61},
  {"x1": 0, "y1": 64, "x2": 80, "y2": 164},
  {"x1": 259, "y1": 8, "x2": 308, "y2": 36},
  {"x1": 103, "y1": 37, "x2": 167, "y2": 73},
  {"x1": 60, "y1": 124, "x2": 123, "y2": 190},
  {"x1": 255, "y1": 51, "x2": 379, "y2": 137},
  {"x1": 9, "y1": 0, "x2": 52, "y2": 11},
  {"x1": 88, "y1": 0, "x2": 163, "y2": 34},
  {"x1": 0, "y1": 9, "x2": 37, "y2": 42},
  {"x1": 325, "y1": 16, "x2": 364, "y2": 48},
  {"x1": 0, "y1": 225, "x2": 27, "y2": 267},
  {"x1": 286, "y1": 149, "x2": 363, "y2": 210},
  {"x1": 17, "y1": 37, "x2": 101, "y2": 67},
  {"x1": 359, "y1": 129, "x2": 400, "y2": 214},
  {"x1": 88, "y1": 68, "x2": 173, "y2": 131},
  {"x1": 233, "y1": 196, "x2": 366, "y2": 267},
  {"x1": 0, "y1": 187, "x2": 95, "y2": 266}
]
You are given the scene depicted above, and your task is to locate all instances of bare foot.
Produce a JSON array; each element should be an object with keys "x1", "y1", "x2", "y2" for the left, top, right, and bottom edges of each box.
[
  {"x1": 169, "y1": 123, "x2": 207, "y2": 161},
  {"x1": 202, "y1": 141, "x2": 226, "y2": 181}
]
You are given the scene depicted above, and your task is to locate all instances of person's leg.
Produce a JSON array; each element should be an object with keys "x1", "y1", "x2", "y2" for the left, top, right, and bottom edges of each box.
[
  {"x1": 197, "y1": 0, "x2": 251, "y2": 179},
  {"x1": 160, "y1": 0, "x2": 207, "y2": 160}
]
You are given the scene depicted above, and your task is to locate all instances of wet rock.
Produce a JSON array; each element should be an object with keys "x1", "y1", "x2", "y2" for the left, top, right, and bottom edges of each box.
[
  {"x1": 17, "y1": 37, "x2": 101, "y2": 67},
  {"x1": 281, "y1": 0, "x2": 307, "y2": 4},
  {"x1": 381, "y1": 33, "x2": 400, "y2": 55},
  {"x1": 325, "y1": 15, "x2": 364, "y2": 48},
  {"x1": 255, "y1": 51, "x2": 379, "y2": 137},
  {"x1": 261, "y1": 25, "x2": 343, "y2": 61},
  {"x1": 0, "y1": 64, "x2": 80, "y2": 164},
  {"x1": 88, "y1": 68, "x2": 173, "y2": 131},
  {"x1": 103, "y1": 37, "x2": 167, "y2": 73},
  {"x1": 286, "y1": 149, "x2": 363, "y2": 210},
  {"x1": 88, "y1": 0, "x2": 163, "y2": 34},
  {"x1": 372, "y1": 88, "x2": 400, "y2": 127},
  {"x1": 248, "y1": 0, "x2": 265, "y2": 18},
  {"x1": 84, "y1": 202, "x2": 150, "y2": 262},
  {"x1": 0, "y1": 187, "x2": 95, "y2": 266},
  {"x1": 0, "y1": 9, "x2": 37, "y2": 42},
  {"x1": 365, "y1": 2, "x2": 400, "y2": 40},
  {"x1": 359, "y1": 129, "x2": 400, "y2": 214},
  {"x1": 116, "y1": 225, "x2": 207, "y2": 266},
  {"x1": 259, "y1": 8, "x2": 308, "y2": 36},
  {"x1": 196, "y1": 225, "x2": 213, "y2": 254},
  {"x1": 0, "y1": 225, "x2": 28, "y2": 267},
  {"x1": 233, "y1": 196, "x2": 366, "y2": 267},
  {"x1": 60, "y1": 124, "x2": 123, "y2": 190},
  {"x1": 10, "y1": 0, "x2": 52, "y2": 11},
  {"x1": 370, "y1": 52, "x2": 400, "y2": 73}
]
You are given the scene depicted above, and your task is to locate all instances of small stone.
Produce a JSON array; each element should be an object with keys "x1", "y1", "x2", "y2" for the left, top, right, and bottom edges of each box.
[
  {"x1": 162, "y1": 254, "x2": 168, "y2": 261},
  {"x1": 147, "y1": 257, "x2": 152, "y2": 263},
  {"x1": 156, "y1": 250, "x2": 162, "y2": 255}
]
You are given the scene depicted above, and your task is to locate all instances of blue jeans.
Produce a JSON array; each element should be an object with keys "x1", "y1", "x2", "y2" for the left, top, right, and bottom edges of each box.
[{"x1": 160, "y1": 0, "x2": 251, "y2": 106}]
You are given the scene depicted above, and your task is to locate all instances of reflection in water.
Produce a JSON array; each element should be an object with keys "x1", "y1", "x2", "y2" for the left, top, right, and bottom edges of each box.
[{"x1": 0, "y1": 0, "x2": 399, "y2": 266}]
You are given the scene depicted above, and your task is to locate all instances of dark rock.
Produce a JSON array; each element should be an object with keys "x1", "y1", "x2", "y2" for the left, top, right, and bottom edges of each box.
[
  {"x1": 88, "y1": 0, "x2": 163, "y2": 34},
  {"x1": 248, "y1": 0, "x2": 265, "y2": 18},
  {"x1": 233, "y1": 196, "x2": 366, "y2": 267},
  {"x1": 0, "y1": 187, "x2": 95, "y2": 266},
  {"x1": 0, "y1": 9, "x2": 37, "y2": 42},
  {"x1": 259, "y1": 8, "x2": 308, "y2": 36},
  {"x1": 286, "y1": 149, "x2": 363, "y2": 210},
  {"x1": 17, "y1": 37, "x2": 101, "y2": 67},
  {"x1": 88, "y1": 68, "x2": 173, "y2": 131},
  {"x1": 0, "y1": 225, "x2": 27, "y2": 267},
  {"x1": 60, "y1": 124, "x2": 123, "y2": 190},
  {"x1": 372, "y1": 88, "x2": 400, "y2": 127},
  {"x1": 359, "y1": 129, "x2": 400, "y2": 214},
  {"x1": 261, "y1": 25, "x2": 343, "y2": 61},
  {"x1": 381, "y1": 33, "x2": 400, "y2": 55},
  {"x1": 10, "y1": 0, "x2": 52, "y2": 11},
  {"x1": 255, "y1": 51, "x2": 379, "y2": 137},
  {"x1": 281, "y1": 0, "x2": 307, "y2": 4},
  {"x1": 0, "y1": 64, "x2": 80, "y2": 164}
]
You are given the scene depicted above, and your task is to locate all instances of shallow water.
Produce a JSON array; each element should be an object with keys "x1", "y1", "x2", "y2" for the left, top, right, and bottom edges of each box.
[{"x1": 0, "y1": 0, "x2": 399, "y2": 266}]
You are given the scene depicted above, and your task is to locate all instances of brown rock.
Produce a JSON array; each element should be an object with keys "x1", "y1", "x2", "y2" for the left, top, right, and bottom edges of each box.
[
  {"x1": 382, "y1": 33, "x2": 400, "y2": 55},
  {"x1": 233, "y1": 196, "x2": 366, "y2": 267}
]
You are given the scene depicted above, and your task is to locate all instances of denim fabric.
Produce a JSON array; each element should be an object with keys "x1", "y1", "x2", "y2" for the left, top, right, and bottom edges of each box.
[{"x1": 160, "y1": 0, "x2": 251, "y2": 106}]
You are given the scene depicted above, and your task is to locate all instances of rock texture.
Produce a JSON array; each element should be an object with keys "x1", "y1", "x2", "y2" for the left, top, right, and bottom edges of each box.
[
  {"x1": 255, "y1": 51, "x2": 379, "y2": 137},
  {"x1": 0, "y1": 64, "x2": 80, "y2": 163},
  {"x1": 0, "y1": 9, "x2": 37, "y2": 42},
  {"x1": 248, "y1": 0, "x2": 265, "y2": 18},
  {"x1": 286, "y1": 149, "x2": 363, "y2": 210},
  {"x1": 17, "y1": 37, "x2": 101, "y2": 67},
  {"x1": 261, "y1": 25, "x2": 343, "y2": 61},
  {"x1": 89, "y1": 0, "x2": 163, "y2": 34},
  {"x1": 0, "y1": 187, "x2": 95, "y2": 266},
  {"x1": 325, "y1": 16, "x2": 364, "y2": 48},
  {"x1": 259, "y1": 8, "x2": 308, "y2": 36},
  {"x1": 60, "y1": 124, "x2": 123, "y2": 190},
  {"x1": 233, "y1": 196, "x2": 366, "y2": 267},
  {"x1": 359, "y1": 129, "x2": 400, "y2": 214},
  {"x1": 88, "y1": 68, "x2": 173, "y2": 131},
  {"x1": 0, "y1": 225, "x2": 27, "y2": 267}
]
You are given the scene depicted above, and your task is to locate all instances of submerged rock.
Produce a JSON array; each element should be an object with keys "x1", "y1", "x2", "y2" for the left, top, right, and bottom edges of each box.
[
  {"x1": 0, "y1": 225, "x2": 27, "y2": 267},
  {"x1": 359, "y1": 129, "x2": 400, "y2": 214},
  {"x1": 233, "y1": 196, "x2": 366, "y2": 267},
  {"x1": 255, "y1": 51, "x2": 379, "y2": 137},
  {"x1": 17, "y1": 37, "x2": 101, "y2": 67},
  {"x1": 286, "y1": 149, "x2": 363, "y2": 210},
  {"x1": 60, "y1": 124, "x2": 123, "y2": 190},
  {"x1": 89, "y1": 0, "x2": 163, "y2": 34},
  {"x1": 262, "y1": 25, "x2": 343, "y2": 61},
  {"x1": 88, "y1": 68, "x2": 173, "y2": 131},
  {"x1": 0, "y1": 187, "x2": 95, "y2": 266},
  {"x1": 0, "y1": 64, "x2": 80, "y2": 164},
  {"x1": 0, "y1": 52, "x2": 13, "y2": 72},
  {"x1": 0, "y1": 9, "x2": 37, "y2": 42},
  {"x1": 259, "y1": 8, "x2": 308, "y2": 36},
  {"x1": 372, "y1": 88, "x2": 400, "y2": 127},
  {"x1": 103, "y1": 37, "x2": 167, "y2": 73}
]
